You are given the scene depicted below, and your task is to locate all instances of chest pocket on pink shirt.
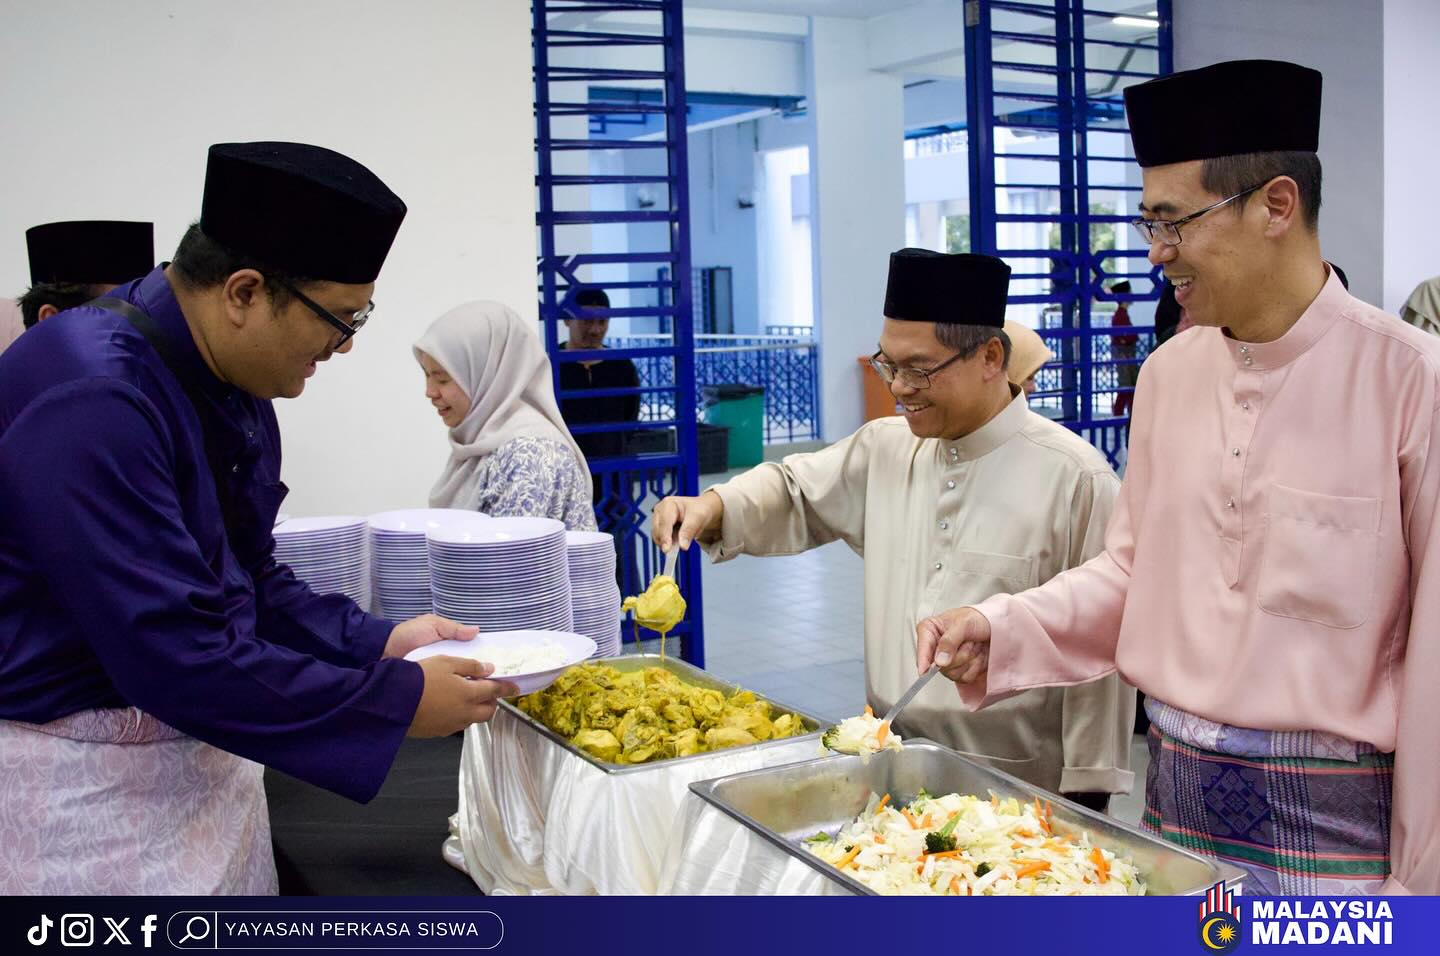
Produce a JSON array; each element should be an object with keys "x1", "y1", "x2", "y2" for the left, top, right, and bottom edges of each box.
[{"x1": 1257, "y1": 483, "x2": 1380, "y2": 629}]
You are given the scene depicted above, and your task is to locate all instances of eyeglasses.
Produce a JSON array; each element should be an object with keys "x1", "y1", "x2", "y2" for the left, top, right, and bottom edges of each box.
[
  {"x1": 276, "y1": 278, "x2": 374, "y2": 349},
  {"x1": 1131, "y1": 182, "x2": 1266, "y2": 246},
  {"x1": 870, "y1": 349, "x2": 967, "y2": 390}
]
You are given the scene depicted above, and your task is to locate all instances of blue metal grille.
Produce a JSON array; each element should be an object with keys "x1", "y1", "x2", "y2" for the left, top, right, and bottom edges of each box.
[
  {"x1": 965, "y1": 0, "x2": 1173, "y2": 469},
  {"x1": 534, "y1": 0, "x2": 705, "y2": 664}
]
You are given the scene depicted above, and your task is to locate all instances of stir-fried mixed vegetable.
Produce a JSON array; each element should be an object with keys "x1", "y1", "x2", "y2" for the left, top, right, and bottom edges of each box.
[
  {"x1": 803, "y1": 790, "x2": 1145, "y2": 896},
  {"x1": 820, "y1": 705, "x2": 904, "y2": 755}
]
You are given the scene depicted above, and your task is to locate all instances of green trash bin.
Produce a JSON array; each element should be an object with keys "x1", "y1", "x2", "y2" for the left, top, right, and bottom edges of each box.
[{"x1": 701, "y1": 384, "x2": 765, "y2": 469}]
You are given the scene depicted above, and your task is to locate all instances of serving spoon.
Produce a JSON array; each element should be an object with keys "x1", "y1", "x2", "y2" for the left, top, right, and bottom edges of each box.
[{"x1": 823, "y1": 664, "x2": 938, "y2": 754}]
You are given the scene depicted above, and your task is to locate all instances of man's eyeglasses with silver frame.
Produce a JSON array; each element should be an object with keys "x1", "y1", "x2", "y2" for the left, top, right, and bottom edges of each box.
[
  {"x1": 1130, "y1": 182, "x2": 1266, "y2": 247},
  {"x1": 869, "y1": 349, "x2": 967, "y2": 390}
]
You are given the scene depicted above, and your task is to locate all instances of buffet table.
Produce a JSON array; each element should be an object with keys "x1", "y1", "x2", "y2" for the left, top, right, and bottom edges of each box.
[
  {"x1": 442, "y1": 655, "x2": 1242, "y2": 898},
  {"x1": 443, "y1": 705, "x2": 822, "y2": 895}
]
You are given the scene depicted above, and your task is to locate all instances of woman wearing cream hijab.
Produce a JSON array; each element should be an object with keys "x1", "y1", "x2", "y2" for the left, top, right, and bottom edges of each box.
[
  {"x1": 414, "y1": 301, "x2": 597, "y2": 530},
  {"x1": 1003, "y1": 320, "x2": 1054, "y2": 399}
]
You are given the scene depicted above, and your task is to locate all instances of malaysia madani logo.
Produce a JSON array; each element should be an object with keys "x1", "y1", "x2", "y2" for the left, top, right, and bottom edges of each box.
[{"x1": 1198, "y1": 881, "x2": 1242, "y2": 952}]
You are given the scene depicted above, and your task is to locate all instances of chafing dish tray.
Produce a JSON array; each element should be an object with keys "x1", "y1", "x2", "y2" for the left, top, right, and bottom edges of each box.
[
  {"x1": 500, "y1": 653, "x2": 825, "y2": 775},
  {"x1": 690, "y1": 739, "x2": 1246, "y2": 895}
]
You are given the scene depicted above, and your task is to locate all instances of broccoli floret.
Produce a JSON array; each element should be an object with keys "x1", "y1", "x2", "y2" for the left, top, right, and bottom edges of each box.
[
  {"x1": 802, "y1": 832, "x2": 832, "y2": 844},
  {"x1": 975, "y1": 862, "x2": 992, "y2": 877},
  {"x1": 925, "y1": 812, "x2": 963, "y2": 855},
  {"x1": 821, "y1": 726, "x2": 840, "y2": 750},
  {"x1": 916, "y1": 787, "x2": 933, "y2": 801}
]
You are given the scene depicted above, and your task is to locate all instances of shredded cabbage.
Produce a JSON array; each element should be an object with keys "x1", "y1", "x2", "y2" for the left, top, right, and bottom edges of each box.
[
  {"x1": 822, "y1": 710, "x2": 903, "y2": 755},
  {"x1": 804, "y1": 790, "x2": 1146, "y2": 896}
]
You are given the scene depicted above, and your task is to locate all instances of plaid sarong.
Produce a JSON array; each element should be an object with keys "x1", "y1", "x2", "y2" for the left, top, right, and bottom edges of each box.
[{"x1": 1142, "y1": 697, "x2": 1392, "y2": 895}]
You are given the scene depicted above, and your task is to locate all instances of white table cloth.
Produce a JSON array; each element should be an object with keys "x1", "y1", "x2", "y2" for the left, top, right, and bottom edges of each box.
[{"x1": 444, "y1": 705, "x2": 821, "y2": 895}]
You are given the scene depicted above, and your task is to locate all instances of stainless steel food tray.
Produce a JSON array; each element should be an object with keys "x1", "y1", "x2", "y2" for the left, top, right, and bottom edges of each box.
[
  {"x1": 690, "y1": 739, "x2": 1246, "y2": 895},
  {"x1": 500, "y1": 653, "x2": 825, "y2": 775}
]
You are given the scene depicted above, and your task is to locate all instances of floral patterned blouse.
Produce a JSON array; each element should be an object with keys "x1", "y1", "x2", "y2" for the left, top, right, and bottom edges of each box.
[{"x1": 470, "y1": 436, "x2": 597, "y2": 531}]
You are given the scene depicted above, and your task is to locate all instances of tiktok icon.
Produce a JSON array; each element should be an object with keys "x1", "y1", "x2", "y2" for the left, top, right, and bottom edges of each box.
[{"x1": 26, "y1": 914, "x2": 52, "y2": 946}]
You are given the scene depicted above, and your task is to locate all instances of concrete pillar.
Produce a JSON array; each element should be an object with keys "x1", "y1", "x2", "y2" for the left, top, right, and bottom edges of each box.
[
  {"x1": 806, "y1": 16, "x2": 906, "y2": 441},
  {"x1": 1174, "y1": 0, "x2": 1383, "y2": 306},
  {"x1": 1382, "y1": 0, "x2": 1440, "y2": 314}
]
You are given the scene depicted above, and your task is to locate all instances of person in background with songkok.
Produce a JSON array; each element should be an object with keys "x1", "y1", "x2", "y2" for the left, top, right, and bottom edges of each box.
[
  {"x1": 921, "y1": 59, "x2": 1440, "y2": 895},
  {"x1": 0, "y1": 142, "x2": 515, "y2": 896},
  {"x1": 653, "y1": 249, "x2": 1135, "y2": 812},
  {"x1": 18, "y1": 219, "x2": 154, "y2": 329}
]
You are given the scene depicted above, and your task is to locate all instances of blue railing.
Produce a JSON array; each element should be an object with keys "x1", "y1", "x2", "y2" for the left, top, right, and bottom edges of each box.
[
  {"x1": 606, "y1": 332, "x2": 820, "y2": 443},
  {"x1": 1028, "y1": 307, "x2": 1156, "y2": 468}
]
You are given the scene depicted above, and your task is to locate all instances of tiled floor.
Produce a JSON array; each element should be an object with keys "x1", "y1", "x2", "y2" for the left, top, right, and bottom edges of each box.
[
  {"x1": 644, "y1": 446, "x2": 1149, "y2": 826},
  {"x1": 699, "y1": 541, "x2": 868, "y2": 724}
]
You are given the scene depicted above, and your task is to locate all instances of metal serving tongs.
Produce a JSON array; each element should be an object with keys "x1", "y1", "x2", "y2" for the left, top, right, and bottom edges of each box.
[{"x1": 823, "y1": 664, "x2": 938, "y2": 755}]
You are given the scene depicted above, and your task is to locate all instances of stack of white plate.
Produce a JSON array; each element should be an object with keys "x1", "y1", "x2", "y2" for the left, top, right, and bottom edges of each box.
[
  {"x1": 427, "y1": 516, "x2": 573, "y2": 631},
  {"x1": 565, "y1": 531, "x2": 621, "y2": 658},
  {"x1": 367, "y1": 508, "x2": 479, "y2": 619},
  {"x1": 273, "y1": 516, "x2": 370, "y2": 608}
]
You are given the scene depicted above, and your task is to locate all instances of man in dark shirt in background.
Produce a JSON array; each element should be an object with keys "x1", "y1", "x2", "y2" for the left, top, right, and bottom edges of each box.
[
  {"x1": 557, "y1": 290, "x2": 644, "y2": 588},
  {"x1": 558, "y1": 289, "x2": 641, "y2": 468}
]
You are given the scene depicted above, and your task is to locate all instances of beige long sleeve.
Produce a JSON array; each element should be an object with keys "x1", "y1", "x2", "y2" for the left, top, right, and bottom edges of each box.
[{"x1": 705, "y1": 425, "x2": 876, "y2": 561}]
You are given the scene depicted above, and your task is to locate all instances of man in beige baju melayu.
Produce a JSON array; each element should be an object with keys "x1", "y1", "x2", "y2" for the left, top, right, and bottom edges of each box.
[{"x1": 654, "y1": 249, "x2": 1134, "y2": 809}]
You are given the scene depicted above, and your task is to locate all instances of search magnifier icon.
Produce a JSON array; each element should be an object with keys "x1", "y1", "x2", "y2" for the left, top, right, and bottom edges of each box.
[{"x1": 179, "y1": 916, "x2": 211, "y2": 945}]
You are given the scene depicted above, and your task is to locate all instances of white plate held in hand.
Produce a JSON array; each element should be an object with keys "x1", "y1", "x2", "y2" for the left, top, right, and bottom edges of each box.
[{"x1": 402, "y1": 629, "x2": 595, "y2": 695}]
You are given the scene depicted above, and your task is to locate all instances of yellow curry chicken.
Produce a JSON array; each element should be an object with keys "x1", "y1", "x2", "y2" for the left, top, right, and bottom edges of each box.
[
  {"x1": 515, "y1": 663, "x2": 810, "y2": 764},
  {"x1": 621, "y1": 573, "x2": 686, "y2": 659}
]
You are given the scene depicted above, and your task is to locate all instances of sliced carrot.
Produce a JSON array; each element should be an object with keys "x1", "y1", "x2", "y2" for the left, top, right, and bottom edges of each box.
[
  {"x1": 864, "y1": 704, "x2": 874, "y2": 717},
  {"x1": 874, "y1": 720, "x2": 891, "y2": 745},
  {"x1": 921, "y1": 813, "x2": 934, "y2": 828},
  {"x1": 990, "y1": 794, "x2": 998, "y2": 809},
  {"x1": 1032, "y1": 797, "x2": 1053, "y2": 835},
  {"x1": 1014, "y1": 828, "x2": 1037, "y2": 839},
  {"x1": 836, "y1": 845, "x2": 862, "y2": 869},
  {"x1": 901, "y1": 807, "x2": 920, "y2": 830},
  {"x1": 949, "y1": 875, "x2": 962, "y2": 896},
  {"x1": 922, "y1": 849, "x2": 964, "y2": 860},
  {"x1": 876, "y1": 793, "x2": 891, "y2": 811},
  {"x1": 1090, "y1": 846, "x2": 1109, "y2": 883},
  {"x1": 1013, "y1": 860, "x2": 1052, "y2": 879}
]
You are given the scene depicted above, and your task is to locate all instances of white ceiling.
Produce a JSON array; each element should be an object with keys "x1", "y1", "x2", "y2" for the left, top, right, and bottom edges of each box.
[{"x1": 687, "y1": 0, "x2": 925, "y2": 19}]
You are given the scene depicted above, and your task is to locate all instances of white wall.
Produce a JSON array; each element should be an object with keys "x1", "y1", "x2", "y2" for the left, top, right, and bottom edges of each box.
[
  {"x1": 688, "y1": 123, "x2": 762, "y2": 333},
  {"x1": 1173, "y1": 0, "x2": 1385, "y2": 306},
  {"x1": 807, "y1": 16, "x2": 906, "y2": 441},
  {"x1": 0, "y1": 0, "x2": 537, "y2": 517},
  {"x1": 1381, "y1": 0, "x2": 1440, "y2": 314}
]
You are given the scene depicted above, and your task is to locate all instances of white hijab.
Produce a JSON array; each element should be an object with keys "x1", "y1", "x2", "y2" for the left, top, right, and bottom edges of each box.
[{"x1": 414, "y1": 301, "x2": 588, "y2": 510}]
